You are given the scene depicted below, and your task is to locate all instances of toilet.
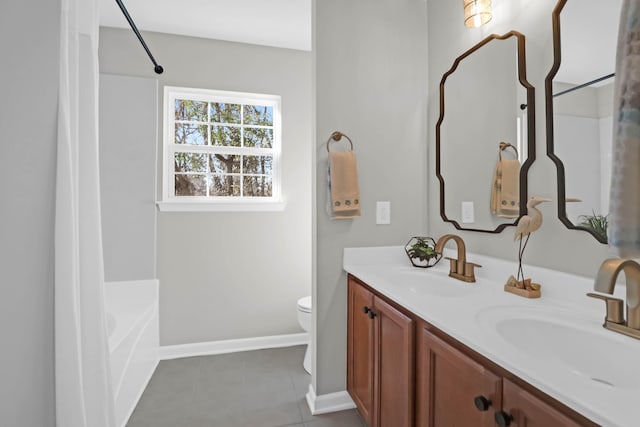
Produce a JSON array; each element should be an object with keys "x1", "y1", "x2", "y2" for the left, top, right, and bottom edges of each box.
[{"x1": 296, "y1": 295, "x2": 312, "y2": 374}]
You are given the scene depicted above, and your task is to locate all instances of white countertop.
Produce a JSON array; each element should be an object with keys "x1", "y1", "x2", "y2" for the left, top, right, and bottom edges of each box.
[{"x1": 343, "y1": 246, "x2": 640, "y2": 427}]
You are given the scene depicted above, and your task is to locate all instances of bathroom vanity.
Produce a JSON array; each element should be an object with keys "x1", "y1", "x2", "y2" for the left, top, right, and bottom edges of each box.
[{"x1": 344, "y1": 246, "x2": 640, "y2": 427}]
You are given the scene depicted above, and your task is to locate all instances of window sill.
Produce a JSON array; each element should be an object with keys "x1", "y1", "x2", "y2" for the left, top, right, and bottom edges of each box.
[{"x1": 156, "y1": 200, "x2": 287, "y2": 212}]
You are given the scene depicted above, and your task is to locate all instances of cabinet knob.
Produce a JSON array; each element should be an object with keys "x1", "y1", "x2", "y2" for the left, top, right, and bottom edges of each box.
[
  {"x1": 363, "y1": 306, "x2": 377, "y2": 319},
  {"x1": 494, "y1": 411, "x2": 513, "y2": 427},
  {"x1": 473, "y1": 395, "x2": 491, "y2": 411}
]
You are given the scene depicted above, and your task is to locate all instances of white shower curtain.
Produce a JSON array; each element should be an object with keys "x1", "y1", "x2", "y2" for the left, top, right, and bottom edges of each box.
[{"x1": 55, "y1": 0, "x2": 116, "y2": 426}]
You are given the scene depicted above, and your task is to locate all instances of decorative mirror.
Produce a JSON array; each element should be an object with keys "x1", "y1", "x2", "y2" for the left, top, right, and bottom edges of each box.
[
  {"x1": 545, "y1": 0, "x2": 622, "y2": 244},
  {"x1": 436, "y1": 31, "x2": 535, "y2": 233}
]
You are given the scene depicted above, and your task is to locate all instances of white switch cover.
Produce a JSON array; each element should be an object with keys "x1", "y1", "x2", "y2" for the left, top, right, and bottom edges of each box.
[
  {"x1": 461, "y1": 201, "x2": 475, "y2": 223},
  {"x1": 376, "y1": 201, "x2": 391, "y2": 225}
]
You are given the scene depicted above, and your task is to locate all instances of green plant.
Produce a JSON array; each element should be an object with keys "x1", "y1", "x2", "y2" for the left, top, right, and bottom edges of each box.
[
  {"x1": 578, "y1": 211, "x2": 608, "y2": 241},
  {"x1": 407, "y1": 238, "x2": 438, "y2": 261}
]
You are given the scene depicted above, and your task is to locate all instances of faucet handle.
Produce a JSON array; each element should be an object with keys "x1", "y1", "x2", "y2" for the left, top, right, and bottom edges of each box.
[
  {"x1": 587, "y1": 293, "x2": 625, "y2": 324},
  {"x1": 464, "y1": 262, "x2": 482, "y2": 280}
]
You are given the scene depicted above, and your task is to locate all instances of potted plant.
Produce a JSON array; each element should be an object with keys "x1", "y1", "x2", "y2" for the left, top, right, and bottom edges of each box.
[
  {"x1": 578, "y1": 212, "x2": 608, "y2": 241},
  {"x1": 405, "y1": 237, "x2": 442, "y2": 268}
]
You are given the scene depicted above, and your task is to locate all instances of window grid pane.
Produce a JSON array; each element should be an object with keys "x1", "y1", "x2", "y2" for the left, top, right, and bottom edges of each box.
[
  {"x1": 209, "y1": 174, "x2": 241, "y2": 197},
  {"x1": 211, "y1": 125, "x2": 241, "y2": 147},
  {"x1": 243, "y1": 105, "x2": 274, "y2": 126},
  {"x1": 243, "y1": 175, "x2": 273, "y2": 197},
  {"x1": 242, "y1": 155, "x2": 273, "y2": 175},
  {"x1": 175, "y1": 174, "x2": 207, "y2": 196},
  {"x1": 244, "y1": 128, "x2": 273, "y2": 149},
  {"x1": 209, "y1": 154, "x2": 241, "y2": 174},
  {"x1": 175, "y1": 99, "x2": 207, "y2": 122},
  {"x1": 175, "y1": 123, "x2": 207, "y2": 145},
  {"x1": 174, "y1": 152, "x2": 208, "y2": 173},
  {"x1": 209, "y1": 102, "x2": 241, "y2": 124}
]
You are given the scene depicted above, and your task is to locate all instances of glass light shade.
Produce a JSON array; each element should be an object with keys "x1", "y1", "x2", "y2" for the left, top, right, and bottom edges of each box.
[{"x1": 463, "y1": 0, "x2": 492, "y2": 28}]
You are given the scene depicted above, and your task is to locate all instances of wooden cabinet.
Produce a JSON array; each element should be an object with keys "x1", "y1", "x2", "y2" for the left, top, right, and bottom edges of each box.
[
  {"x1": 415, "y1": 323, "x2": 594, "y2": 427},
  {"x1": 347, "y1": 274, "x2": 598, "y2": 427},
  {"x1": 347, "y1": 276, "x2": 375, "y2": 425},
  {"x1": 497, "y1": 379, "x2": 583, "y2": 427},
  {"x1": 347, "y1": 276, "x2": 414, "y2": 427},
  {"x1": 374, "y1": 296, "x2": 414, "y2": 427},
  {"x1": 416, "y1": 328, "x2": 501, "y2": 427}
]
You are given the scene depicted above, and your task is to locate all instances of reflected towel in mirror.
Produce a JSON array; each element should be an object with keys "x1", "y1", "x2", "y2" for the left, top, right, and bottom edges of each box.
[{"x1": 490, "y1": 143, "x2": 520, "y2": 218}]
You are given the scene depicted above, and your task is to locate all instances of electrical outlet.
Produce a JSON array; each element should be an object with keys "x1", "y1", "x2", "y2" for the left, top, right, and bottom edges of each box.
[
  {"x1": 462, "y1": 201, "x2": 475, "y2": 223},
  {"x1": 376, "y1": 201, "x2": 391, "y2": 225}
]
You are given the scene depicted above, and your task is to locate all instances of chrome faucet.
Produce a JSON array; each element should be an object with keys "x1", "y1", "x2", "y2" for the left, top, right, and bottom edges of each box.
[
  {"x1": 434, "y1": 234, "x2": 481, "y2": 283},
  {"x1": 588, "y1": 258, "x2": 640, "y2": 339}
]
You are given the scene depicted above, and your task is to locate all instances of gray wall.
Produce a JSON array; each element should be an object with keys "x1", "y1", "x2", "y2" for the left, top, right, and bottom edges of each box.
[
  {"x1": 427, "y1": 0, "x2": 611, "y2": 275},
  {"x1": 0, "y1": 1, "x2": 58, "y2": 425},
  {"x1": 553, "y1": 81, "x2": 610, "y2": 117},
  {"x1": 315, "y1": 0, "x2": 428, "y2": 395},
  {"x1": 555, "y1": 114, "x2": 602, "y2": 222},
  {"x1": 553, "y1": 81, "x2": 614, "y2": 223},
  {"x1": 99, "y1": 28, "x2": 313, "y2": 345},
  {"x1": 99, "y1": 74, "x2": 158, "y2": 282}
]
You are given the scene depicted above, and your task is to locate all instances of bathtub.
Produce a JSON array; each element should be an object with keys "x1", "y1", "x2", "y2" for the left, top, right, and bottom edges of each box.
[{"x1": 105, "y1": 280, "x2": 159, "y2": 427}]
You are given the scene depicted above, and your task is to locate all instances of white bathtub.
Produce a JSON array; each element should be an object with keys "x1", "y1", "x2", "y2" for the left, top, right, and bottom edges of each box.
[{"x1": 105, "y1": 280, "x2": 159, "y2": 427}]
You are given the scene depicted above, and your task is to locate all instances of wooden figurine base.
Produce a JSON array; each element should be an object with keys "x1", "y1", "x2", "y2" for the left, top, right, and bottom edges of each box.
[
  {"x1": 504, "y1": 275, "x2": 541, "y2": 298},
  {"x1": 504, "y1": 284, "x2": 541, "y2": 298}
]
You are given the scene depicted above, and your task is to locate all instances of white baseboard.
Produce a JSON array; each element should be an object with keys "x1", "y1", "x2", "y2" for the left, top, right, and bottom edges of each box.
[
  {"x1": 159, "y1": 332, "x2": 309, "y2": 360},
  {"x1": 119, "y1": 357, "x2": 158, "y2": 427},
  {"x1": 305, "y1": 383, "x2": 356, "y2": 415}
]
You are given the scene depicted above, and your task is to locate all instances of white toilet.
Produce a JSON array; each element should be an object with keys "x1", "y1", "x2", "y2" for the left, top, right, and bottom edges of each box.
[{"x1": 296, "y1": 295, "x2": 312, "y2": 374}]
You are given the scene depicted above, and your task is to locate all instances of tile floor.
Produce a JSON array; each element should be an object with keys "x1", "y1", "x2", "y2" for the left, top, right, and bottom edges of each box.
[{"x1": 127, "y1": 345, "x2": 366, "y2": 427}]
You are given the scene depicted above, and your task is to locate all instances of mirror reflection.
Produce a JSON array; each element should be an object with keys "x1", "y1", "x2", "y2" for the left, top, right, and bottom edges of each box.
[
  {"x1": 548, "y1": 0, "x2": 622, "y2": 243},
  {"x1": 437, "y1": 32, "x2": 534, "y2": 233}
]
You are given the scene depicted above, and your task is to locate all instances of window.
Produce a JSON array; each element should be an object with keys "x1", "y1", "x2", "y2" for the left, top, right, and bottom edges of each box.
[{"x1": 160, "y1": 86, "x2": 282, "y2": 211}]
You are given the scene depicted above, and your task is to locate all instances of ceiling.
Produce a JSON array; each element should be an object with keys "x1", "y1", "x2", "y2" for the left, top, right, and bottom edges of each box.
[
  {"x1": 99, "y1": 0, "x2": 312, "y2": 51},
  {"x1": 100, "y1": 0, "x2": 619, "y2": 85},
  {"x1": 555, "y1": 0, "x2": 622, "y2": 85}
]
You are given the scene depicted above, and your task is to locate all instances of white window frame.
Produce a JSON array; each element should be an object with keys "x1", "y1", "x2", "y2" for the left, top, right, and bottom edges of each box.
[{"x1": 158, "y1": 86, "x2": 284, "y2": 212}]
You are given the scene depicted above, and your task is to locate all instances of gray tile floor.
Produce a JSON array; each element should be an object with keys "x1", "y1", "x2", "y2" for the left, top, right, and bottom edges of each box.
[{"x1": 127, "y1": 345, "x2": 365, "y2": 427}]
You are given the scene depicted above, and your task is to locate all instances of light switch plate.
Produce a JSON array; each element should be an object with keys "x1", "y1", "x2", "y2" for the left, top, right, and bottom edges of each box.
[
  {"x1": 462, "y1": 201, "x2": 474, "y2": 223},
  {"x1": 376, "y1": 201, "x2": 391, "y2": 225}
]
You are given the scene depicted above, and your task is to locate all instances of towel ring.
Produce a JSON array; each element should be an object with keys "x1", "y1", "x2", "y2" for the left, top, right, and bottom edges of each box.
[
  {"x1": 326, "y1": 131, "x2": 354, "y2": 153},
  {"x1": 498, "y1": 141, "x2": 518, "y2": 159}
]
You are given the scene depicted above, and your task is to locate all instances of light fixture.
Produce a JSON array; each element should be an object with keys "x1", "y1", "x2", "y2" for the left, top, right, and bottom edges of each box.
[{"x1": 463, "y1": 0, "x2": 492, "y2": 28}]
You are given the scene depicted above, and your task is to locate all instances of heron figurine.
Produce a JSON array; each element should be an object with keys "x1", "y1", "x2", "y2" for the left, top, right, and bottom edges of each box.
[{"x1": 514, "y1": 196, "x2": 552, "y2": 285}]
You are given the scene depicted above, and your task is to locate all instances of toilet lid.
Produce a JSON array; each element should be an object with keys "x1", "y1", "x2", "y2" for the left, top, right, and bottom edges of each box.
[{"x1": 297, "y1": 296, "x2": 312, "y2": 313}]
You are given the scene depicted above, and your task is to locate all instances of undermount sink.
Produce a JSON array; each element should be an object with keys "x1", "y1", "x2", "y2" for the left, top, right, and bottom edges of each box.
[
  {"x1": 394, "y1": 268, "x2": 473, "y2": 298},
  {"x1": 476, "y1": 306, "x2": 640, "y2": 390}
]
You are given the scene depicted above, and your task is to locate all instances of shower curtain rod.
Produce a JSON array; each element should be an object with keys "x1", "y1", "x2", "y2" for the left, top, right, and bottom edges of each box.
[
  {"x1": 553, "y1": 73, "x2": 615, "y2": 98},
  {"x1": 520, "y1": 72, "x2": 615, "y2": 110},
  {"x1": 115, "y1": 0, "x2": 164, "y2": 74}
]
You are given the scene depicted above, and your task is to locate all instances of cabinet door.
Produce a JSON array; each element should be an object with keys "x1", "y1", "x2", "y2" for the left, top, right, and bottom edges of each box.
[
  {"x1": 416, "y1": 328, "x2": 502, "y2": 427},
  {"x1": 347, "y1": 277, "x2": 375, "y2": 426},
  {"x1": 499, "y1": 379, "x2": 583, "y2": 427},
  {"x1": 374, "y1": 296, "x2": 414, "y2": 427}
]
